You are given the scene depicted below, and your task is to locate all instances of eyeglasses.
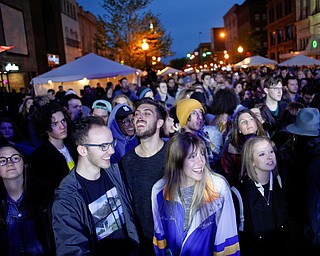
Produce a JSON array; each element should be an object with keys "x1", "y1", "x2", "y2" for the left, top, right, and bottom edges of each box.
[
  {"x1": 0, "y1": 154, "x2": 22, "y2": 166},
  {"x1": 82, "y1": 139, "x2": 117, "y2": 151},
  {"x1": 118, "y1": 118, "x2": 134, "y2": 126}
]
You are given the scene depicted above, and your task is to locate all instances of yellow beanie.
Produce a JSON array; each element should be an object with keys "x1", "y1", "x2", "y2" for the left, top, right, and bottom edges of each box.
[{"x1": 176, "y1": 99, "x2": 205, "y2": 128}]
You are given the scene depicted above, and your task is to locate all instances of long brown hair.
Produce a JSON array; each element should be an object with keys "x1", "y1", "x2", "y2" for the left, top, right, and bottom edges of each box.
[
  {"x1": 230, "y1": 109, "x2": 267, "y2": 150},
  {"x1": 163, "y1": 132, "x2": 219, "y2": 224}
]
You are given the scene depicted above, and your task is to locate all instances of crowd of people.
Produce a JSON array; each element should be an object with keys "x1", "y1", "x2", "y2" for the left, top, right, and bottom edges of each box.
[{"x1": 0, "y1": 64, "x2": 320, "y2": 255}]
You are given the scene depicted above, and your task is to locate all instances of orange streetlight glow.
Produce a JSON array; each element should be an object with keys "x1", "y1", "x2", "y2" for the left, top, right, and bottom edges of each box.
[{"x1": 237, "y1": 46, "x2": 244, "y2": 53}]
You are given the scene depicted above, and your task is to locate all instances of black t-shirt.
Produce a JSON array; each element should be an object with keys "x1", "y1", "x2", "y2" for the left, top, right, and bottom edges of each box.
[
  {"x1": 76, "y1": 170, "x2": 131, "y2": 255},
  {"x1": 121, "y1": 142, "x2": 167, "y2": 241}
]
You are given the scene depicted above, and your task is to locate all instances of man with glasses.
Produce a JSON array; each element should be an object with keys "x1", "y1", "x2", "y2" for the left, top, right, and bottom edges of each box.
[
  {"x1": 262, "y1": 75, "x2": 288, "y2": 145},
  {"x1": 108, "y1": 104, "x2": 138, "y2": 164},
  {"x1": 52, "y1": 116, "x2": 140, "y2": 255}
]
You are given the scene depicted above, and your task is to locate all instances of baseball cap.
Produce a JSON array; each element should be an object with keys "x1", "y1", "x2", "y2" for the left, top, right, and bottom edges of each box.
[
  {"x1": 183, "y1": 76, "x2": 192, "y2": 85},
  {"x1": 115, "y1": 105, "x2": 134, "y2": 120},
  {"x1": 92, "y1": 100, "x2": 112, "y2": 112}
]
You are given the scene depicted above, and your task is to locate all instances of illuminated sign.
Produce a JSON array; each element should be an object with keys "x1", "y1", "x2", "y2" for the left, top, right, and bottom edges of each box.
[
  {"x1": 4, "y1": 63, "x2": 19, "y2": 71},
  {"x1": 47, "y1": 54, "x2": 60, "y2": 65},
  {"x1": 312, "y1": 40, "x2": 318, "y2": 49}
]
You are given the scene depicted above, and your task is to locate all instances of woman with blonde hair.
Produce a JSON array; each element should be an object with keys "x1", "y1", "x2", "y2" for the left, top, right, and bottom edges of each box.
[
  {"x1": 152, "y1": 132, "x2": 239, "y2": 256},
  {"x1": 111, "y1": 94, "x2": 134, "y2": 109},
  {"x1": 235, "y1": 136, "x2": 289, "y2": 255}
]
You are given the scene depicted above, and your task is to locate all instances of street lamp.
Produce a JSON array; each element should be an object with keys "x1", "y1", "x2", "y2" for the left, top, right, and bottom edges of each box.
[
  {"x1": 142, "y1": 39, "x2": 149, "y2": 70},
  {"x1": 224, "y1": 52, "x2": 229, "y2": 65},
  {"x1": 237, "y1": 45, "x2": 244, "y2": 54}
]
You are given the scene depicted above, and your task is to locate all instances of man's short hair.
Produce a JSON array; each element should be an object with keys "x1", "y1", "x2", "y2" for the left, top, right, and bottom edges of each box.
[
  {"x1": 263, "y1": 75, "x2": 283, "y2": 89},
  {"x1": 72, "y1": 116, "x2": 106, "y2": 146},
  {"x1": 63, "y1": 94, "x2": 81, "y2": 108},
  {"x1": 301, "y1": 84, "x2": 315, "y2": 96},
  {"x1": 119, "y1": 77, "x2": 128, "y2": 83},
  {"x1": 201, "y1": 72, "x2": 211, "y2": 80},
  {"x1": 47, "y1": 89, "x2": 55, "y2": 94},
  {"x1": 134, "y1": 98, "x2": 166, "y2": 120}
]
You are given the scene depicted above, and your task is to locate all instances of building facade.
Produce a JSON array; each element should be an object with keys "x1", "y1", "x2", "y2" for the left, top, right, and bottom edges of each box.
[
  {"x1": 60, "y1": 0, "x2": 81, "y2": 63},
  {"x1": 223, "y1": 0, "x2": 267, "y2": 63},
  {"x1": 0, "y1": 0, "x2": 65, "y2": 92},
  {"x1": 266, "y1": 0, "x2": 296, "y2": 62}
]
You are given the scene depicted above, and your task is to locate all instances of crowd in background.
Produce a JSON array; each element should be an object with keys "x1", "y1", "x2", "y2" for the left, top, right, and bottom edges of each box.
[{"x1": 0, "y1": 64, "x2": 320, "y2": 255}]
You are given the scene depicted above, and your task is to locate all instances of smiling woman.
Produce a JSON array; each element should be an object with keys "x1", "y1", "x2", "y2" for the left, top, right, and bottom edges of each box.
[{"x1": 151, "y1": 132, "x2": 240, "y2": 256}]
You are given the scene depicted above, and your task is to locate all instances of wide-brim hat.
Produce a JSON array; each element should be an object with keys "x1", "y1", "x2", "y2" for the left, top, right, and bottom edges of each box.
[{"x1": 286, "y1": 108, "x2": 320, "y2": 136}]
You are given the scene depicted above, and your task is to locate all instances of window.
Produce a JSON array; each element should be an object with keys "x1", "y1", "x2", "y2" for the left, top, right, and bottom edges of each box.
[
  {"x1": 277, "y1": 30, "x2": 283, "y2": 43},
  {"x1": 270, "y1": 32, "x2": 276, "y2": 46},
  {"x1": 270, "y1": 53, "x2": 275, "y2": 60},
  {"x1": 254, "y1": 14, "x2": 260, "y2": 20},
  {"x1": 300, "y1": 0, "x2": 306, "y2": 19},
  {"x1": 276, "y1": 3, "x2": 282, "y2": 19},
  {"x1": 285, "y1": 0, "x2": 292, "y2": 15},
  {"x1": 269, "y1": 8, "x2": 274, "y2": 23},
  {"x1": 65, "y1": 27, "x2": 69, "y2": 38},
  {"x1": 316, "y1": 0, "x2": 320, "y2": 13},
  {"x1": 285, "y1": 25, "x2": 293, "y2": 40}
]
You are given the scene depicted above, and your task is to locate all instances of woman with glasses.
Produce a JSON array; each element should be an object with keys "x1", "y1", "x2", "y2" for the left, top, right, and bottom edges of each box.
[
  {"x1": 29, "y1": 102, "x2": 77, "y2": 200},
  {"x1": 151, "y1": 132, "x2": 240, "y2": 256},
  {"x1": 0, "y1": 144, "x2": 54, "y2": 255},
  {"x1": 108, "y1": 104, "x2": 139, "y2": 164}
]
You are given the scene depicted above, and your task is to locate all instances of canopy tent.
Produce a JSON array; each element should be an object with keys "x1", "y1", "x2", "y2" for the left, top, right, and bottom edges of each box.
[
  {"x1": 158, "y1": 66, "x2": 181, "y2": 76},
  {"x1": 31, "y1": 53, "x2": 138, "y2": 96},
  {"x1": 233, "y1": 55, "x2": 278, "y2": 68},
  {"x1": 278, "y1": 54, "x2": 320, "y2": 66}
]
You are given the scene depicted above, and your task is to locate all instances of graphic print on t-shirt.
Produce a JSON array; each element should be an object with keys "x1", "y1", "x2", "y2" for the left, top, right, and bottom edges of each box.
[{"x1": 88, "y1": 187, "x2": 124, "y2": 240}]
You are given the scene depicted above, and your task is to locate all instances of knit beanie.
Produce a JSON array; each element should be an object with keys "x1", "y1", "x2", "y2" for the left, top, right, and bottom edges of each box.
[
  {"x1": 176, "y1": 99, "x2": 205, "y2": 128},
  {"x1": 137, "y1": 86, "x2": 152, "y2": 99}
]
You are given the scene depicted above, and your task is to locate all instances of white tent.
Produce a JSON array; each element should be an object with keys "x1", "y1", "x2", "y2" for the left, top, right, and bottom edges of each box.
[
  {"x1": 278, "y1": 54, "x2": 320, "y2": 66},
  {"x1": 233, "y1": 55, "x2": 278, "y2": 68},
  {"x1": 158, "y1": 66, "x2": 181, "y2": 76},
  {"x1": 31, "y1": 53, "x2": 138, "y2": 96}
]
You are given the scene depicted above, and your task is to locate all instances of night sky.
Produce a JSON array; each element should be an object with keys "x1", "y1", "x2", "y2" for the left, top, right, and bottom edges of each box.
[{"x1": 77, "y1": 0, "x2": 245, "y2": 63}]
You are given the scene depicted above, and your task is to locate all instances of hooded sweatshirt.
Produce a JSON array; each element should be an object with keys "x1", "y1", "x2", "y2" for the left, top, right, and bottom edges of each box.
[{"x1": 108, "y1": 104, "x2": 139, "y2": 164}]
